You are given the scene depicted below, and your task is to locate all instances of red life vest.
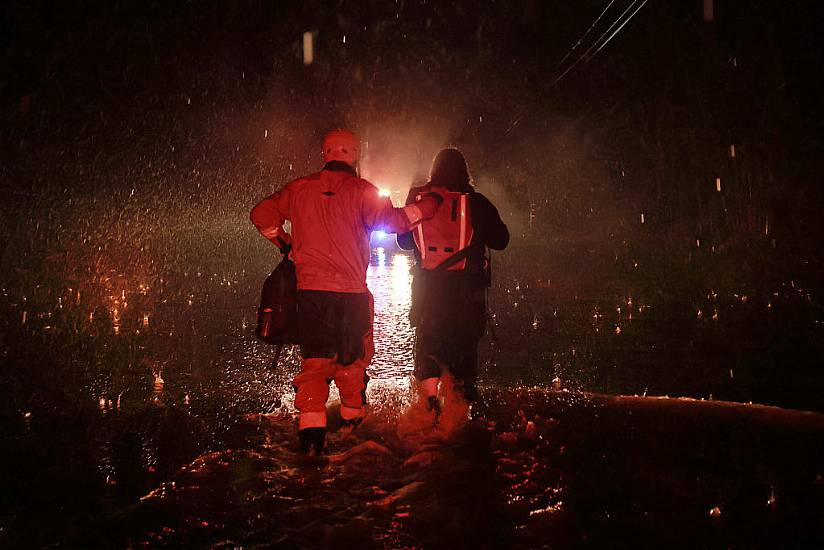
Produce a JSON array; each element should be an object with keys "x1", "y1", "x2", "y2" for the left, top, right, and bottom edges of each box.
[{"x1": 413, "y1": 186, "x2": 474, "y2": 270}]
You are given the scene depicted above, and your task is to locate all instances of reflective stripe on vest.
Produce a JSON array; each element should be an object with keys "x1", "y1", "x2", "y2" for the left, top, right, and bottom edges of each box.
[{"x1": 413, "y1": 188, "x2": 473, "y2": 271}]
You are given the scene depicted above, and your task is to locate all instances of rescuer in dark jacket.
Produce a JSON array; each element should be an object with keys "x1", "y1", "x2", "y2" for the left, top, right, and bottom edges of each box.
[
  {"x1": 251, "y1": 129, "x2": 442, "y2": 455},
  {"x1": 397, "y1": 148, "x2": 509, "y2": 417}
]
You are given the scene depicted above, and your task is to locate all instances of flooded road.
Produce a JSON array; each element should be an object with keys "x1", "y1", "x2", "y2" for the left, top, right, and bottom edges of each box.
[
  {"x1": 36, "y1": 390, "x2": 824, "y2": 549},
  {"x1": 3, "y1": 243, "x2": 824, "y2": 548}
]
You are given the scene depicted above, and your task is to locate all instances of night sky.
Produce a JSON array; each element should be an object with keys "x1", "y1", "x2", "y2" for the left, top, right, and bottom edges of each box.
[{"x1": 3, "y1": 1, "x2": 824, "y2": 248}]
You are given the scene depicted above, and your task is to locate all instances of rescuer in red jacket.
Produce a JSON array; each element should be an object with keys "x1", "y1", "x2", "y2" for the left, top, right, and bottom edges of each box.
[
  {"x1": 251, "y1": 129, "x2": 442, "y2": 455},
  {"x1": 397, "y1": 148, "x2": 509, "y2": 419}
]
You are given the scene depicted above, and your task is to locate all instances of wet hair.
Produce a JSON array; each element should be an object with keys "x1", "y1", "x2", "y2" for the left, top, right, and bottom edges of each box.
[{"x1": 428, "y1": 148, "x2": 473, "y2": 192}]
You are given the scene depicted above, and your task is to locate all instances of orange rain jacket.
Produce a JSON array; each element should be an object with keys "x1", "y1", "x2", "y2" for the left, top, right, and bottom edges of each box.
[{"x1": 251, "y1": 164, "x2": 433, "y2": 293}]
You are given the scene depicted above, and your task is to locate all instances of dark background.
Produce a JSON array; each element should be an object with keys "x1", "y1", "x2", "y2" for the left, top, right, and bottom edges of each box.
[
  {"x1": 2, "y1": 2, "x2": 824, "y2": 547},
  {"x1": 2, "y1": 0, "x2": 824, "y2": 411}
]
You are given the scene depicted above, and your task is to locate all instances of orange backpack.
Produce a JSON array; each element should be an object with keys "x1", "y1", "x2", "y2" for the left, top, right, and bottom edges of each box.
[{"x1": 413, "y1": 186, "x2": 474, "y2": 270}]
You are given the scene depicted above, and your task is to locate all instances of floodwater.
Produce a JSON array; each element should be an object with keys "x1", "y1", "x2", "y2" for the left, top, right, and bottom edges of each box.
[{"x1": 2, "y1": 245, "x2": 824, "y2": 548}]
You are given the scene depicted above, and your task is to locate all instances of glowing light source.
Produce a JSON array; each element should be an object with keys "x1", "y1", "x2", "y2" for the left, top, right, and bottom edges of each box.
[{"x1": 378, "y1": 188, "x2": 391, "y2": 197}]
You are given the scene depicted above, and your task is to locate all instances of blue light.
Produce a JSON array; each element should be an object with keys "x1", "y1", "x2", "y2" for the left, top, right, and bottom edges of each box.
[{"x1": 370, "y1": 228, "x2": 398, "y2": 250}]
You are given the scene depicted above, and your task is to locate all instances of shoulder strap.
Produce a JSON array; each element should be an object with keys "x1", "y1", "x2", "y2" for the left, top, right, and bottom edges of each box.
[{"x1": 432, "y1": 246, "x2": 472, "y2": 271}]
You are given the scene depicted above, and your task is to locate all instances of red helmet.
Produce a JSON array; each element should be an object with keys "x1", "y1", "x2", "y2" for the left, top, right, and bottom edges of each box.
[{"x1": 322, "y1": 129, "x2": 360, "y2": 165}]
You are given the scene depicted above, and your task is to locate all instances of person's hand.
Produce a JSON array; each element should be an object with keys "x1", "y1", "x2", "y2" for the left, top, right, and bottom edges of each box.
[
  {"x1": 415, "y1": 192, "x2": 443, "y2": 219},
  {"x1": 275, "y1": 234, "x2": 292, "y2": 255}
]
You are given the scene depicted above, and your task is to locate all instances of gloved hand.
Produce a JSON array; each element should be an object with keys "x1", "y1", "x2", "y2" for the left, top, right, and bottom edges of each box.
[
  {"x1": 415, "y1": 192, "x2": 443, "y2": 220},
  {"x1": 274, "y1": 234, "x2": 292, "y2": 255}
]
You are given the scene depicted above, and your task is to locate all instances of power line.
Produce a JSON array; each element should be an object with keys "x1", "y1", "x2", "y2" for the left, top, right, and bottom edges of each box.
[
  {"x1": 578, "y1": 0, "x2": 643, "y2": 65},
  {"x1": 557, "y1": 0, "x2": 619, "y2": 68},
  {"x1": 505, "y1": 1, "x2": 650, "y2": 134},
  {"x1": 545, "y1": 0, "x2": 645, "y2": 94},
  {"x1": 550, "y1": 1, "x2": 634, "y2": 94},
  {"x1": 587, "y1": 0, "x2": 650, "y2": 62}
]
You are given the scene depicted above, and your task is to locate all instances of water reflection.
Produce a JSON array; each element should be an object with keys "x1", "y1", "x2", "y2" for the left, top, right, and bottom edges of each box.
[{"x1": 367, "y1": 248, "x2": 414, "y2": 384}]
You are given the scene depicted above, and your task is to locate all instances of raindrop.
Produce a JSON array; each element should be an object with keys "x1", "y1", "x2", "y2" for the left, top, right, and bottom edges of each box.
[
  {"x1": 767, "y1": 486, "x2": 777, "y2": 508},
  {"x1": 303, "y1": 31, "x2": 314, "y2": 65}
]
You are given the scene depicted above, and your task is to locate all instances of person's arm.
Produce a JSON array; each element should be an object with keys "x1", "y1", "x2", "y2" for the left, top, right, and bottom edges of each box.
[
  {"x1": 473, "y1": 193, "x2": 510, "y2": 250},
  {"x1": 250, "y1": 184, "x2": 292, "y2": 253},
  {"x1": 361, "y1": 183, "x2": 440, "y2": 235},
  {"x1": 396, "y1": 186, "x2": 422, "y2": 250}
]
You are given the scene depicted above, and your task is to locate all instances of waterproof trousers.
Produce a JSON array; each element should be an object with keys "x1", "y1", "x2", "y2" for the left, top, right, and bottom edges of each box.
[
  {"x1": 293, "y1": 290, "x2": 373, "y2": 425},
  {"x1": 410, "y1": 271, "x2": 486, "y2": 402}
]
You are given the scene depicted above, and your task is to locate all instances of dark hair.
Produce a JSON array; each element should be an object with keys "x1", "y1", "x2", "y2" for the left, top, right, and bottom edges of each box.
[{"x1": 428, "y1": 148, "x2": 473, "y2": 192}]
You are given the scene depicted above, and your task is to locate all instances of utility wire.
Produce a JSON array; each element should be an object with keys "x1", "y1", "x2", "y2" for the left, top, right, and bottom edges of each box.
[
  {"x1": 506, "y1": 0, "x2": 649, "y2": 134},
  {"x1": 557, "y1": 0, "x2": 618, "y2": 68},
  {"x1": 578, "y1": 0, "x2": 643, "y2": 65},
  {"x1": 547, "y1": 0, "x2": 642, "y2": 95},
  {"x1": 587, "y1": 0, "x2": 649, "y2": 62}
]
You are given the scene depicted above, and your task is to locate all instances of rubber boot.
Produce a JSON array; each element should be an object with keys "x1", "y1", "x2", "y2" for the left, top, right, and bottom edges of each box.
[
  {"x1": 338, "y1": 416, "x2": 363, "y2": 435},
  {"x1": 298, "y1": 427, "x2": 327, "y2": 456}
]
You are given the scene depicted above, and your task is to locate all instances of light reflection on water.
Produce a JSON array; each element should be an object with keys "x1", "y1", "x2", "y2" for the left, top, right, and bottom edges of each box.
[
  {"x1": 367, "y1": 248, "x2": 415, "y2": 384},
  {"x1": 212, "y1": 247, "x2": 417, "y2": 415}
]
